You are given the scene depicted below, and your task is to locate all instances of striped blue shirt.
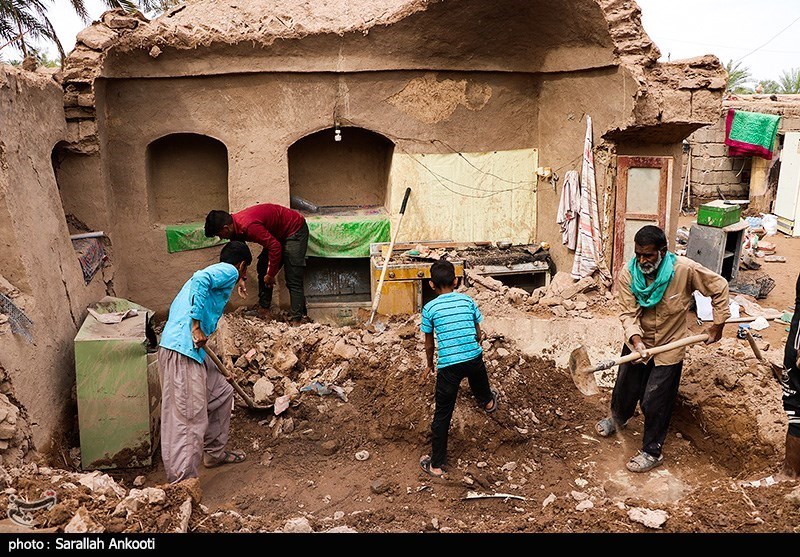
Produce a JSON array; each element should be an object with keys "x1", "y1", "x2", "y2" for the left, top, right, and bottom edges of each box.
[{"x1": 421, "y1": 292, "x2": 483, "y2": 369}]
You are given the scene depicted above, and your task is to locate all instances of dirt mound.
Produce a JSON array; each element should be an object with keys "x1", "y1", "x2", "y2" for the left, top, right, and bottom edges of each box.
[{"x1": 1, "y1": 278, "x2": 798, "y2": 533}]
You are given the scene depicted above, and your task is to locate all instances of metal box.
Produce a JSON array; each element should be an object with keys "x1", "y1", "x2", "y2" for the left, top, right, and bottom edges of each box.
[
  {"x1": 369, "y1": 241, "x2": 465, "y2": 316},
  {"x1": 685, "y1": 221, "x2": 747, "y2": 281},
  {"x1": 697, "y1": 200, "x2": 742, "y2": 228},
  {"x1": 74, "y1": 297, "x2": 160, "y2": 470}
]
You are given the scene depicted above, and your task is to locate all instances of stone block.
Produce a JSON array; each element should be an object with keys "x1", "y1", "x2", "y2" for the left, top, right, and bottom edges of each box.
[{"x1": 76, "y1": 26, "x2": 119, "y2": 50}]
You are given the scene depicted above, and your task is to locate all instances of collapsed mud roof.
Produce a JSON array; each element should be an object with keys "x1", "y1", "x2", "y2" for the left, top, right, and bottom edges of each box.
[{"x1": 61, "y1": 0, "x2": 724, "y2": 153}]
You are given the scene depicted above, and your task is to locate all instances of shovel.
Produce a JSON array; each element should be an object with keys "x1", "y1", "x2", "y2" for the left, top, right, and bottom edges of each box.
[
  {"x1": 206, "y1": 346, "x2": 273, "y2": 411},
  {"x1": 569, "y1": 334, "x2": 709, "y2": 396},
  {"x1": 742, "y1": 329, "x2": 784, "y2": 384},
  {"x1": 367, "y1": 187, "x2": 411, "y2": 326}
]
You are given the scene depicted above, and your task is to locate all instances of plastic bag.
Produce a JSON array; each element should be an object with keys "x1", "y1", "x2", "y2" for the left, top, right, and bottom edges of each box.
[
  {"x1": 750, "y1": 316, "x2": 770, "y2": 331},
  {"x1": 693, "y1": 291, "x2": 713, "y2": 321},
  {"x1": 761, "y1": 214, "x2": 778, "y2": 236}
]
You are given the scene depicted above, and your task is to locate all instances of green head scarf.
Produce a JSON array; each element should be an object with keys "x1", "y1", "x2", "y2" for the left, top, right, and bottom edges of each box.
[{"x1": 628, "y1": 251, "x2": 676, "y2": 308}]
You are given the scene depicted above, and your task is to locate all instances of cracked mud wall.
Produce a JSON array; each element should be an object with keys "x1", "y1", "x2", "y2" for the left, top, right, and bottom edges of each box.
[
  {"x1": 99, "y1": 70, "x2": 539, "y2": 314},
  {"x1": 536, "y1": 67, "x2": 639, "y2": 274},
  {"x1": 60, "y1": 0, "x2": 725, "y2": 313},
  {"x1": 0, "y1": 65, "x2": 107, "y2": 456}
]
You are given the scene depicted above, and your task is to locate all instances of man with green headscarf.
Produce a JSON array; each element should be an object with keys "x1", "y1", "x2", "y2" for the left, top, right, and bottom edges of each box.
[{"x1": 595, "y1": 225, "x2": 730, "y2": 473}]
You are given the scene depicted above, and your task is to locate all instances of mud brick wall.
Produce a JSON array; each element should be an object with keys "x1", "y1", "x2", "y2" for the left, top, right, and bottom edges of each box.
[{"x1": 686, "y1": 96, "x2": 800, "y2": 203}]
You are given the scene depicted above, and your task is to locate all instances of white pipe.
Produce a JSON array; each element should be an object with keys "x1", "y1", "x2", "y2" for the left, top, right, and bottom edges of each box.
[{"x1": 70, "y1": 231, "x2": 105, "y2": 240}]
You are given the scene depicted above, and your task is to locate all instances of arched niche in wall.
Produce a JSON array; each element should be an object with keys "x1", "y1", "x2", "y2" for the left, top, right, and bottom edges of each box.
[
  {"x1": 51, "y1": 141, "x2": 99, "y2": 233},
  {"x1": 288, "y1": 127, "x2": 394, "y2": 209},
  {"x1": 146, "y1": 133, "x2": 229, "y2": 224}
]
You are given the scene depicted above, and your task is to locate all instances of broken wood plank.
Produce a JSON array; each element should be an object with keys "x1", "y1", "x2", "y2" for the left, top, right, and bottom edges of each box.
[{"x1": 463, "y1": 491, "x2": 527, "y2": 501}]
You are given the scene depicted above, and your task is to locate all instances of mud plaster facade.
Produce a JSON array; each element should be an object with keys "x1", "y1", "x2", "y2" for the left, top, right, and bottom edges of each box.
[
  {"x1": 53, "y1": 0, "x2": 726, "y2": 314},
  {"x1": 0, "y1": 66, "x2": 108, "y2": 458},
  {"x1": 2, "y1": 1, "x2": 727, "y2": 450}
]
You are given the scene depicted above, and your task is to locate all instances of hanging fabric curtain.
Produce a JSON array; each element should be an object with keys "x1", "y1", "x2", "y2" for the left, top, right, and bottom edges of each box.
[{"x1": 571, "y1": 116, "x2": 611, "y2": 281}]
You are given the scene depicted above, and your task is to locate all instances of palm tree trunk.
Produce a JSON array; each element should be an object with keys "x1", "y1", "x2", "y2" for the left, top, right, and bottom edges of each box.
[{"x1": 15, "y1": 17, "x2": 26, "y2": 57}]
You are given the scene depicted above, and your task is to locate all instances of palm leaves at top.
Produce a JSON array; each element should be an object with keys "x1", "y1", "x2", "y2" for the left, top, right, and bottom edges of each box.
[
  {"x1": 776, "y1": 68, "x2": 800, "y2": 94},
  {"x1": 1, "y1": 0, "x2": 174, "y2": 62},
  {"x1": 725, "y1": 59, "x2": 753, "y2": 94}
]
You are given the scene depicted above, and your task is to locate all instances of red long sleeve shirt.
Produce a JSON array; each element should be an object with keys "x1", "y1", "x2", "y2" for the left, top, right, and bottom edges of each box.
[{"x1": 230, "y1": 204, "x2": 305, "y2": 278}]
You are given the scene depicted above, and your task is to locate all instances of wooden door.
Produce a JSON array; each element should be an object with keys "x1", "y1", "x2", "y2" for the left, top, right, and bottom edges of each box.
[{"x1": 613, "y1": 156, "x2": 672, "y2": 279}]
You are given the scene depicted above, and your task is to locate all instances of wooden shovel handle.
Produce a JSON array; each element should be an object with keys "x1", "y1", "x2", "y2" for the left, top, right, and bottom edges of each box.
[
  {"x1": 743, "y1": 330, "x2": 763, "y2": 361},
  {"x1": 206, "y1": 346, "x2": 261, "y2": 409},
  {"x1": 592, "y1": 334, "x2": 709, "y2": 372}
]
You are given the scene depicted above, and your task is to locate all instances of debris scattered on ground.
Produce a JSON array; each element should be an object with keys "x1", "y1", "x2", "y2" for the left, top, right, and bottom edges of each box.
[
  {"x1": 627, "y1": 507, "x2": 669, "y2": 529},
  {"x1": 463, "y1": 491, "x2": 526, "y2": 501}
]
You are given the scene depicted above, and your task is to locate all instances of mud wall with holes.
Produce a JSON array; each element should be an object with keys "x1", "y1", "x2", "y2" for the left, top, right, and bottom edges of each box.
[
  {"x1": 289, "y1": 128, "x2": 394, "y2": 208},
  {"x1": 0, "y1": 65, "x2": 108, "y2": 460},
  {"x1": 96, "y1": 71, "x2": 541, "y2": 314}
]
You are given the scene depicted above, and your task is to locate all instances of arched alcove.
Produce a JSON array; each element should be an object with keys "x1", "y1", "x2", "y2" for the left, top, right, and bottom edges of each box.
[
  {"x1": 146, "y1": 133, "x2": 229, "y2": 224},
  {"x1": 288, "y1": 127, "x2": 394, "y2": 209}
]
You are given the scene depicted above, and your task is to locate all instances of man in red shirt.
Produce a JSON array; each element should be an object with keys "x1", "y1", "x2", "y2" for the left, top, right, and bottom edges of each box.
[{"x1": 205, "y1": 204, "x2": 309, "y2": 323}]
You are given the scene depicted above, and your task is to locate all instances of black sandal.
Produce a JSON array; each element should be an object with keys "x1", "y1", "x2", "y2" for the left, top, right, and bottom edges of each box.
[
  {"x1": 485, "y1": 390, "x2": 499, "y2": 414},
  {"x1": 419, "y1": 455, "x2": 444, "y2": 477}
]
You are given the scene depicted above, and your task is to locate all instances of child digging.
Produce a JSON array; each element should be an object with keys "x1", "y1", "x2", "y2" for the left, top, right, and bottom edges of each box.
[{"x1": 419, "y1": 259, "x2": 499, "y2": 477}]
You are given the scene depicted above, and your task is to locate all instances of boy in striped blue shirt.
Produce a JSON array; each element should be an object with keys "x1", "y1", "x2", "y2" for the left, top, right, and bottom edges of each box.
[{"x1": 419, "y1": 260, "x2": 498, "y2": 477}]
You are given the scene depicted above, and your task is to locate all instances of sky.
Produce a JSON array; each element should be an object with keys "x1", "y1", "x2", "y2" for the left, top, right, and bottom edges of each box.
[
  {"x1": 637, "y1": 0, "x2": 800, "y2": 85},
  {"x1": 14, "y1": 0, "x2": 800, "y2": 86}
]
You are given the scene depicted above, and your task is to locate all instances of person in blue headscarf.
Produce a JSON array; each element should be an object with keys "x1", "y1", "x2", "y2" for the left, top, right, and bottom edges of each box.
[{"x1": 595, "y1": 225, "x2": 730, "y2": 473}]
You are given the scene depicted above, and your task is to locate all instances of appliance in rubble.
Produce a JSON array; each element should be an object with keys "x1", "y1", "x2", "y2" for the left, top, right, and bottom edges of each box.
[
  {"x1": 74, "y1": 297, "x2": 160, "y2": 470},
  {"x1": 369, "y1": 241, "x2": 465, "y2": 316}
]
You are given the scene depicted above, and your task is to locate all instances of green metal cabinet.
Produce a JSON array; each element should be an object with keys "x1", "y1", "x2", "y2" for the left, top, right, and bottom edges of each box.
[{"x1": 74, "y1": 297, "x2": 160, "y2": 470}]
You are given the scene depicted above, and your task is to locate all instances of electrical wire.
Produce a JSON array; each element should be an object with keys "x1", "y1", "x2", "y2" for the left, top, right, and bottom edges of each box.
[
  {"x1": 735, "y1": 14, "x2": 800, "y2": 63},
  {"x1": 334, "y1": 117, "x2": 584, "y2": 199}
]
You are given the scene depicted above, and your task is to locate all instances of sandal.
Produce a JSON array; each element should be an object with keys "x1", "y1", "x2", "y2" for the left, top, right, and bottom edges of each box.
[
  {"x1": 595, "y1": 417, "x2": 617, "y2": 437},
  {"x1": 626, "y1": 451, "x2": 663, "y2": 473},
  {"x1": 419, "y1": 455, "x2": 444, "y2": 477},
  {"x1": 204, "y1": 449, "x2": 246, "y2": 468},
  {"x1": 485, "y1": 390, "x2": 499, "y2": 414}
]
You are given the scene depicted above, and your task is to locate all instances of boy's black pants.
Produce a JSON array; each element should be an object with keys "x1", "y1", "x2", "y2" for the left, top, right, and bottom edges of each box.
[
  {"x1": 431, "y1": 355, "x2": 493, "y2": 468},
  {"x1": 610, "y1": 344, "x2": 684, "y2": 458},
  {"x1": 256, "y1": 222, "x2": 309, "y2": 321}
]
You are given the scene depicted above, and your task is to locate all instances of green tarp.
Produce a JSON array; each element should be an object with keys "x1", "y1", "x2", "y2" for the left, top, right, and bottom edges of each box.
[
  {"x1": 165, "y1": 222, "x2": 228, "y2": 253},
  {"x1": 306, "y1": 210, "x2": 390, "y2": 258},
  {"x1": 165, "y1": 211, "x2": 390, "y2": 258}
]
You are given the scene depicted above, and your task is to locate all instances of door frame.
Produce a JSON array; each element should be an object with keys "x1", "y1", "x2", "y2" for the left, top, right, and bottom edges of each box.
[{"x1": 613, "y1": 156, "x2": 672, "y2": 279}]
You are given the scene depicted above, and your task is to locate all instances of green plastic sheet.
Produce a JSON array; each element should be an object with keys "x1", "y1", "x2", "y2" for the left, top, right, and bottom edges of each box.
[
  {"x1": 306, "y1": 210, "x2": 390, "y2": 258},
  {"x1": 165, "y1": 222, "x2": 228, "y2": 254}
]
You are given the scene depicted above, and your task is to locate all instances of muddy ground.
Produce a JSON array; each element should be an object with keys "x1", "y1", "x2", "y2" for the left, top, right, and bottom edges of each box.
[{"x1": 2, "y1": 222, "x2": 800, "y2": 535}]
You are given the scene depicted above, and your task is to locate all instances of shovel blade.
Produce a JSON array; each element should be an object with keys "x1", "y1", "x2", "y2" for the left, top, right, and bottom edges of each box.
[{"x1": 568, "y1": 345, "x2": 599, "y2": 396}]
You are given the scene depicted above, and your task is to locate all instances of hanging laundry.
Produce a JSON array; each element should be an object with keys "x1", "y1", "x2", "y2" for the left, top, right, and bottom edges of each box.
[
  {"x1": 725, "y1": 109, "x2": 781, "y2": 160},
  {"x1": 556, "y1": 170, "x2": 580, "y2": 250},
  {"x1": 571, "y1": 116, "x2": 611, "y2": 281}
]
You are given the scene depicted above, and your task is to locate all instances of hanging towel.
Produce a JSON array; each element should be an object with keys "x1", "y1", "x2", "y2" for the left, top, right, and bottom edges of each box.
[
  {"x1": 571, "y1": 116, "x2": 611, "y2": 281},
  {"x1": 556, "y1": 170, "x2": 580, "y2": 250},
  {"x1": 725, "y1": 109, "x2": 781, "y2": 160}
]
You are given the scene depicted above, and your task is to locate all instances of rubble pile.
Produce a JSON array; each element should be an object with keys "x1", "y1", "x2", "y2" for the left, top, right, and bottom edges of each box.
[
  {"x1": 0, "y1": 468, "x2": 202, "y2": 533},
  {"x1": 463, "y1": 269, "x2": 615, "y2": 320},
  {"x1": 210, "y1": 308, "x2": 554, "y2": 446}
]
